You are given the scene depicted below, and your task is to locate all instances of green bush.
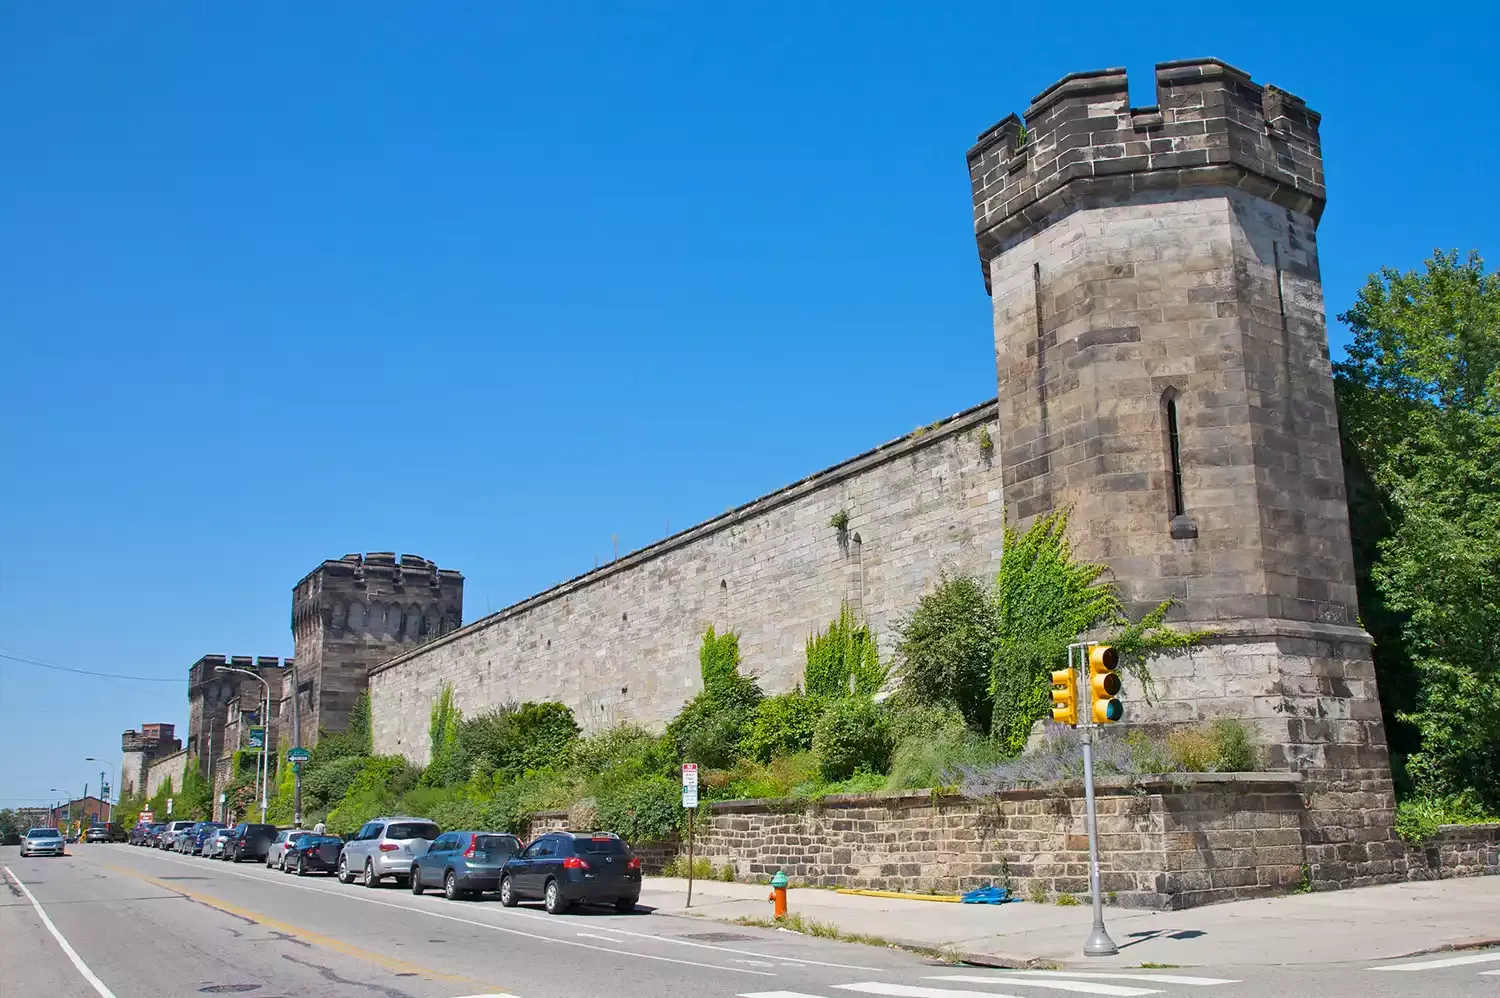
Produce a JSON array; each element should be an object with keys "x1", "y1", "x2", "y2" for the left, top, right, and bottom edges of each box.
[
  {"x1": 666, "y1": 628, "x2": 762, "y2": 766},
  {"x1": 325, "y1": 756, "x2": 420, "y2": 835},
  {"x1": 894, "y1": 574, "x2": 996, "y2": 733},
  {"x1": 574, "y1": 724, "x2": 673, "y2": 788},
  {"x1": 595, "y1": 774, "x2": 680, "y2": 843},
  {"x1": 1395, "y1": 791, "x2": 1498, "y2": 842},
  {"x1": 718, "y1": 752, "x2": 821, "y2": 800},
  {"x1": 805, "y1": 603, "x2": 888, "y2": 699},
  {"x1": 813, "y1": 698, "x2": 893, "y2": 781},
  {"x1": 301, "y1": 755, "x2": 367, "y2": 814},
  {"x1": 743, "y1": 688, "x2": 825, "y2": 762},
  {"x1": 1209, "y1": 719, "x2": 1258, "y2": 772},
  {"x1": 885, "y1": 726, "x2": 1007, "y2": 791}
]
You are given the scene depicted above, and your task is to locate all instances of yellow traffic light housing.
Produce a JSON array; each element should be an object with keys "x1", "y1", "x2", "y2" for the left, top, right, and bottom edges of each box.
[
  {"x1": 1050, "y1": 667, "x2": 1078, "y2": 726},
  {"x1": 1089, "y1": 645, "x2": 1123, "y2": 723}
]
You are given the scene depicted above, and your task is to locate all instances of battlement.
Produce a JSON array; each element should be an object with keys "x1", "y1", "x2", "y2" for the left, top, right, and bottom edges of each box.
[
  {"x1": 967, "y1": 58, "x2": 1324, "y2": 289},
  {"x1": 122, "y1": 723, "x2": 181, "y2": 754},
  {"x1": 294, "y1": 552, "x2": 463, "y2": 596},
  {"x1": 186, "y1": 653, "x2": 292, "y2": 692}
]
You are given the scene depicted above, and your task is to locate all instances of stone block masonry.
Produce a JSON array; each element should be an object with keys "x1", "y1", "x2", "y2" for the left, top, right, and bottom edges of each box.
[{"x1": 370, "y1": 403, "x2": 1004, "y2": 761}]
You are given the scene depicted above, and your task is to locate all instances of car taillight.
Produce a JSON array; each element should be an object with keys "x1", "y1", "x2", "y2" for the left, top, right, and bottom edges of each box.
[
  {"x1": 463, "y1": 834, "x2": 477, "y2": 859},
  {"x1": 379, "y1": 843, "x2": 399, "y2": 851},
  {"x1": 626, "y1": 856, "x2": 641, "y2": 870},
  {"x1": 562, "y1": 856, "x2": 589, "y2": 870}
]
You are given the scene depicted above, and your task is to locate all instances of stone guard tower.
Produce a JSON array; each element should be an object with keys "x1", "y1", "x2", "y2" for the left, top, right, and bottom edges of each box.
[
  {"x1": 967, "y1": 59, "x2": 1401, "y2": 886},
  {"x1": 291, "y1": 553, "x2": 464, "y2": 738}
]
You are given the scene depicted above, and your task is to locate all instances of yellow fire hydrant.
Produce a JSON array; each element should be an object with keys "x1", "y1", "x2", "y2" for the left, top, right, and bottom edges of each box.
[{"x1": 769, "y1": 869, "x2": 788, "y2": 919}]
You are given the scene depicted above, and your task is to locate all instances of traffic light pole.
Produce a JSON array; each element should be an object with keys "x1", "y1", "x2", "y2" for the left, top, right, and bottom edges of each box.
[{"x1": 1070, "y1": 642, "x2": 1118, "y2": 958}]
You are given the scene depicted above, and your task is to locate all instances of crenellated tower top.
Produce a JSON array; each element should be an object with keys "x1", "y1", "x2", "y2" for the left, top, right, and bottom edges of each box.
[{"x1": 967, "y1": 58, "x2": 1323, "y2": 290}]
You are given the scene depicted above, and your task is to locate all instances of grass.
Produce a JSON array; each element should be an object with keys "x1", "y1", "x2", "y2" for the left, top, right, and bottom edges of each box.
[
  {"x1": 733, "y1": 914, "x2": 959, "y2": 963},
  {"x1": 1136, "y1": 963, "x2": 1182, "y2": 969},
  {"x1": 1054, "y1": 893, "x2": 1081, "y2": 906},
  {"x1": 1027, "y1": 884, "x2": 1048, "y2": 904}
]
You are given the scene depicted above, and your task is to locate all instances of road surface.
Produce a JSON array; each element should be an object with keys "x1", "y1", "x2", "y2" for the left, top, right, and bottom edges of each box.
[{"x1": 3, "y1": 843, "x2": 1495, "y2": 997}]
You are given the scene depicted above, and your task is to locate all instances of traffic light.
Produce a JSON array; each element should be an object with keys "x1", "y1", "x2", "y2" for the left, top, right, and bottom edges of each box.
[
  {"x1": 1089, "y1": 644, "x2": 1123, "y2": 723},
  {"x1": 1050, "y1": 667, "x2": 1078, "y2": 726}
]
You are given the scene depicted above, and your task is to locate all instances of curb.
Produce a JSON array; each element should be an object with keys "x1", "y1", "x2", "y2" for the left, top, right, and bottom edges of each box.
[{"x1": 1392, "y1": 937, "x2": 1500, "y2": 959}]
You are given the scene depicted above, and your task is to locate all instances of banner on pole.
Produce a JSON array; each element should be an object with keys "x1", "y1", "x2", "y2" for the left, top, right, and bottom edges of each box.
[{"x1": 248, "y1": 726, "x2": 266, "y2": 749}]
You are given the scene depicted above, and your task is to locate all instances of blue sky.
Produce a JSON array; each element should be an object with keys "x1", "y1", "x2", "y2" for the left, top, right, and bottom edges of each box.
[{"x1": 2, "y1": 4, "x2": 1495, "y2": 808}]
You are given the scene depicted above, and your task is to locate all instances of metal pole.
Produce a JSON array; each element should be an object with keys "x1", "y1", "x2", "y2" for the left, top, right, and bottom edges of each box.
[
  {"x1": 290, "y1": 660, "x2": 302, "y2": 828},
  {"x1": 1081, "y1": 666, "x2": 1118, "y2": 957},
  {"x1": 686, "y1": 807, "x2": 695, "y2": 909},
  {"x1": 261, "y1": 680, "x2": 270, "y2": 823}
]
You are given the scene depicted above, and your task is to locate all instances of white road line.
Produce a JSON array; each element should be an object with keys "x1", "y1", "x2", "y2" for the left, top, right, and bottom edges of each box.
[
  {"x1": 834, "y1": 984, "x2": 1027, "y2": 998},
  {"x1": 1480, "y1": 970, "x2": 1500, "y2": 976},
  {"x1": 740, "y1": 992, "x2": 829, "y2": 998},
  {"x1": 997, "y1": 971, "x2": 1238, "y2": 986},
  {"x1": 3, "y1": 866, "x2": 118, "y2": 998},
  {"x1": 99, "y1": 850, "x2": 774, "y2": 977},
  {"x1": 115, "y1": 847, "x2": 884, "y2": 972},
  {"x1": 929, "y1": 975, "x2": 1159, "y2": 995},
  {"x1": 1370, "y1": 952, "x2": 1500, "y2": 971},
  {"x1": 577, "y1": 932, "x2": 625, "y2": 942}
]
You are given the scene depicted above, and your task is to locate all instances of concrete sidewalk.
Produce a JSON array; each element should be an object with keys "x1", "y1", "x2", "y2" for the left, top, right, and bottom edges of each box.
[{"x1": 638, "y1": 875, "x2": 1500, "y2": 968}]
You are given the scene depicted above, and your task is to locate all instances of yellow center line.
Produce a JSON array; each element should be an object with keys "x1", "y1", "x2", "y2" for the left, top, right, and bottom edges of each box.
[{"x1": 102, "y1": 864, "x2": 515, "y2": 996}]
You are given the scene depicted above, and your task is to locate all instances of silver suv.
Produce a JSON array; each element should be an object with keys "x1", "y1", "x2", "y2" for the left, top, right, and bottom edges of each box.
[{"x1": 337, "y1": 817, "x2": 440, "y2": 887}]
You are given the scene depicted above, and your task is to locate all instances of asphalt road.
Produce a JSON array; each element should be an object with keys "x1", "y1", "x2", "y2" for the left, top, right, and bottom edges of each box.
[{"x1": 3, "y1": 843, "x2": 1496, "y2": 998}]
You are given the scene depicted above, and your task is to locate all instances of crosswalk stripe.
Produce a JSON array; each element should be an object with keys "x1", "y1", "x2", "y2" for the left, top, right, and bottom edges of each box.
[
  {"x1": 928, "y1": 975, "x2": 1159, "y2": 995},
  {"x1": 993, "y1": 971, "x2": 1238, "y2": 986},
  {"x1": 1478, "y1": 969, "x2": 1500, "y2": 976},
  {"x1": 1371, "y1": 952, "x2": 1500, "y2": 971},
  {"x1": 832, "y1": 985, "x2": 1026, "y2": 998},
  {"x1": 740, "y1": 992, "x2": 830, "y2": 998}
]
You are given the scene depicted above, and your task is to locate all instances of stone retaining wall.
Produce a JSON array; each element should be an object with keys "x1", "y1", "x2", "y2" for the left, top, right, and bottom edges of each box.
[{"x1": 521, "y1": 779, "x2": 1495, "y2": 910}]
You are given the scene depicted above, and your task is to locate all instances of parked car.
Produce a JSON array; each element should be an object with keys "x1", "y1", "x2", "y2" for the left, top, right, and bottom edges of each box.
[
  {"x1": 337, "y1": 817, "x2": 440, "y2": 887},
  {"x1": 173, "y1": 825, "x2": 199, "y2": 852},
  {"x1": 266, "y1": 829, "x2": 303, "y2": 870},
  {"x1": 190, "y1": 822, "x2": 227, "y2": 855},
  {"x1": 226, "y1": 823, "x2": 278, "y2": 863},
  {"x1": 129, "y1": 823, "x2": 159, "y2": 846},
  {"x1": 84, "y1": 824, "x2": 111, "y2": 843},
  {"x1": 204, "y1": 827, "x2": 234, "y2": 858},
  {"x1": 159, "y1": 820, "x2": 195, "y2": 849},
  {"x1": 285, "y1": 833, "x2": 343, "y2": 876},
  {"x1": 499, "y1": 831, "x2": 641, "y2": 914},
  {"x1": 19, "y1": 827, "x2": 66, "y2": 857},
  {"x1": 411, "y1": 831, "x2": 522, "y2": 900}
]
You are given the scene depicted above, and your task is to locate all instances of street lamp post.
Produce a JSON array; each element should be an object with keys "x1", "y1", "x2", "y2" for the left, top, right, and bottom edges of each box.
[
  {"x1": 215, "y1": 665, "x2": 271, "y2": 823},
  {"x1": 86, "y1": 757, "x2": 115, "y2": 821}
]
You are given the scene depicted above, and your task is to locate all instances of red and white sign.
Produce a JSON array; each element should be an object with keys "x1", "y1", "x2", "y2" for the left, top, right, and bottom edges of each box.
[{"x1": 681, "y1": 763, "x2": 699, "y2": 809}]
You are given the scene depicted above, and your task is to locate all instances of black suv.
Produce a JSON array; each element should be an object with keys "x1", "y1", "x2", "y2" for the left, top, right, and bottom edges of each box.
[
  {"x1": 499, "y1": 831, "x2": 641, "y2": 914},
  {"x1": 225, "y1": 823, "x2": 279, "y2": 863}
]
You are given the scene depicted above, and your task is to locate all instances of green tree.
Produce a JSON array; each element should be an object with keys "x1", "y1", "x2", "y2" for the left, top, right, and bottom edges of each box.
[
  {"x1": 0, "y1": 808, "x2": 22, "y2": 845},
  {"x1": 1335, "y1": 249, "x2": 1500, "y2": 808},
  {"x1": 894, "y1": 575, "x2": 996, "y2": 733}
]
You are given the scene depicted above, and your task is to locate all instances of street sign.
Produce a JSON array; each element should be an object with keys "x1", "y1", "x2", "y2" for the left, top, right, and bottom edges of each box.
[
  {"x1": 681, "y1": 763, "x2": 699, "y2": 809},
  {"x1": 287, "y1": 747, "x2": 311, "y2": 763},
  {"x1": 166, "y1": 798, "x2": 173, "y2": 815},
  {"x1": 139, "y1": 810, "x2": 155, "y2": 824},
  {"x1": 218, "y1": 792, "x2": 227, "y2": 804},
  {"x1": 248, "y1": 726, "x2": 266, "y2": 749}
]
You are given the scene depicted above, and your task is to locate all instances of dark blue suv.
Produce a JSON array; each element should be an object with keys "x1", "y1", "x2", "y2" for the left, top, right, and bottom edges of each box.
[
  {"x1": 411, "y1": 831, "x2": 521, "y2": 900},
  {"x1": 499, "y1": 831, "x2": 641, "y2": 914}
]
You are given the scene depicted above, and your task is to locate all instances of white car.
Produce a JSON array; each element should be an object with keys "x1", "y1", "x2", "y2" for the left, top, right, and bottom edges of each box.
[
  {"x1": 266, "y1": 829, "x2": 305, "y2": 870},
  {"x1": 19, "y1": 827, "x2": 65, "y2": 857}
]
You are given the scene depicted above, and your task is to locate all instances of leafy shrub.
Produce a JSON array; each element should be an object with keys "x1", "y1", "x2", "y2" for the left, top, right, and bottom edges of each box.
[
  {"x1": 813, "y1": 698, "x2": 893, "y2": 781},
  {"x1": 743, "y1": 688, "x2": 825, "y2": 762},
  {"x1": 1395, "y1": 791, "x2": 1498, "y2": 842},
  {"x1": 326, "y1": 756, "x2": 420, "y2": 835},
  {"x1": 1165, "y1": 727, "x2": 1217, "y2": 772},
  {"x1": 482, "y1": 768, "x2": 579, "y2": 834},
  {"x1": 894, "y1": 575, "x2": 996, "y2": 733},
  {"x1": 458, "y1": 701, "x2": 581, "y2": 778},
  {"x1": 312, "y1": 694, "x2": 373, "y2": 764},
  {"x1": 719, "y1": 752, "x2": 821, "y2": 801},
  {"x1": 301, "y1": 755, "x2": 367, "y2": 813},
  {"x1": 575, "y1": 724, "x2": 674, "y2": 788},
  {"x1": 595, "y1": 774, "x2": 680, "y2": 843},
  {"x1": 885, "y1": 726, "x2": 1008, "y2": 791},
  {"x1": 1209, "y1": 719, "x2": 1258, "y2": 771},
  {"x1": 666, "y1": 629, "x2": 762, "y2": 766},
  {"x1": 806, "y1": 603, "x2": 888, "y2": 699}
]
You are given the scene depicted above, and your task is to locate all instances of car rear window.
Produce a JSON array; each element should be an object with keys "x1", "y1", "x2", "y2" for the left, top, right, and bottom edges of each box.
[
  {"x1": 477, "y1": 834, "x2": 520, "y2": 853},
  {"x1": 247, "y1": 825, "x2": 276, "y2": 835},
  {"x1": 574, "y1": 836, "x2": 629, "y2": 856},
  {"x1": 385, "y1": 822, "x2": 439, "y2": 841}
]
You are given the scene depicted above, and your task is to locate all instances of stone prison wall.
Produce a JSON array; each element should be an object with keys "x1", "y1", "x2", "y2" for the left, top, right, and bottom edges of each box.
[{"x1": 369, "y1": 402, "x2": 1005, "y2": 762}]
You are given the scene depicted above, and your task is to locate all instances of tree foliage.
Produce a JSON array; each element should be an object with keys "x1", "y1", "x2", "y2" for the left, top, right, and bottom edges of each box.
[
  {"x1": 1335, "y1": 249, "x2": 1500, "y2": 808},
  {"x1": 894, "y1": 575, "x2": 996, "y2": 733},
  {"x1": 665, "y1": 626, "x2": 762, "y2": 767},
  {"x1": 805, "y1": 603, "x2": 888, "y2": 699}
]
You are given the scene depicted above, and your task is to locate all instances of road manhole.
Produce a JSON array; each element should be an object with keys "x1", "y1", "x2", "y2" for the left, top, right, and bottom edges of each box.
[
  {"x1": 683, "y1": 932, "x2": 756, "y2": 942},
  {"x1": 199, "y1": 986, "x2": 261, "y2": 994}
]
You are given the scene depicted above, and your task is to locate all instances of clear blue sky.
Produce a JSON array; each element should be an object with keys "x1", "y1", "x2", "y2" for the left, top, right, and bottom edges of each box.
[{"x1": 2, "y1": 4, "x2": 1495, "y2": 808}]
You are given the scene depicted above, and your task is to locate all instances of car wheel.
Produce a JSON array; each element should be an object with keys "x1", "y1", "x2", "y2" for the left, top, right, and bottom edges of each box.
[
  {"x1": 445, "y1": 871, "x2": 464, "y2": 901},
  {"x1": 411, "y1": 867, "x2": 424, "y2": 895},
  {"x1": 337, "y1": 856, "x2": 353, "y2": 884},
  {"x1": 544, "y1": 878, "x2": 567, "y2": 915},
  {"x1": 499, "y1": 875, "x2": 518, "y2": 907},
  {"x1": 296, "y1": 856, "x2": 307, "y2": 877},
  {"x1": 614, "y1": 897, "x2": 636, "y2": 913},
  {"x1": 363, "y1": 860, "x2": 379, "y2": 888}
]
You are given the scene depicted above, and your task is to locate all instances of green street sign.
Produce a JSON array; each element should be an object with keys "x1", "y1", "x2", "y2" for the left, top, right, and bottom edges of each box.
[
  {"x1": 248, "y1": 726, "x2": 266, "y2": 749},
  {"x1": 287, "y1": 747, "x2": 311, "y2": 763}
]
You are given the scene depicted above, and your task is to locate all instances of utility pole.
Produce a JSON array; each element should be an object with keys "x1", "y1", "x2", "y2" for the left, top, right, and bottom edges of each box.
[{"x1": 289, "y1": 660, "x2": 303, "y2": 828}]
